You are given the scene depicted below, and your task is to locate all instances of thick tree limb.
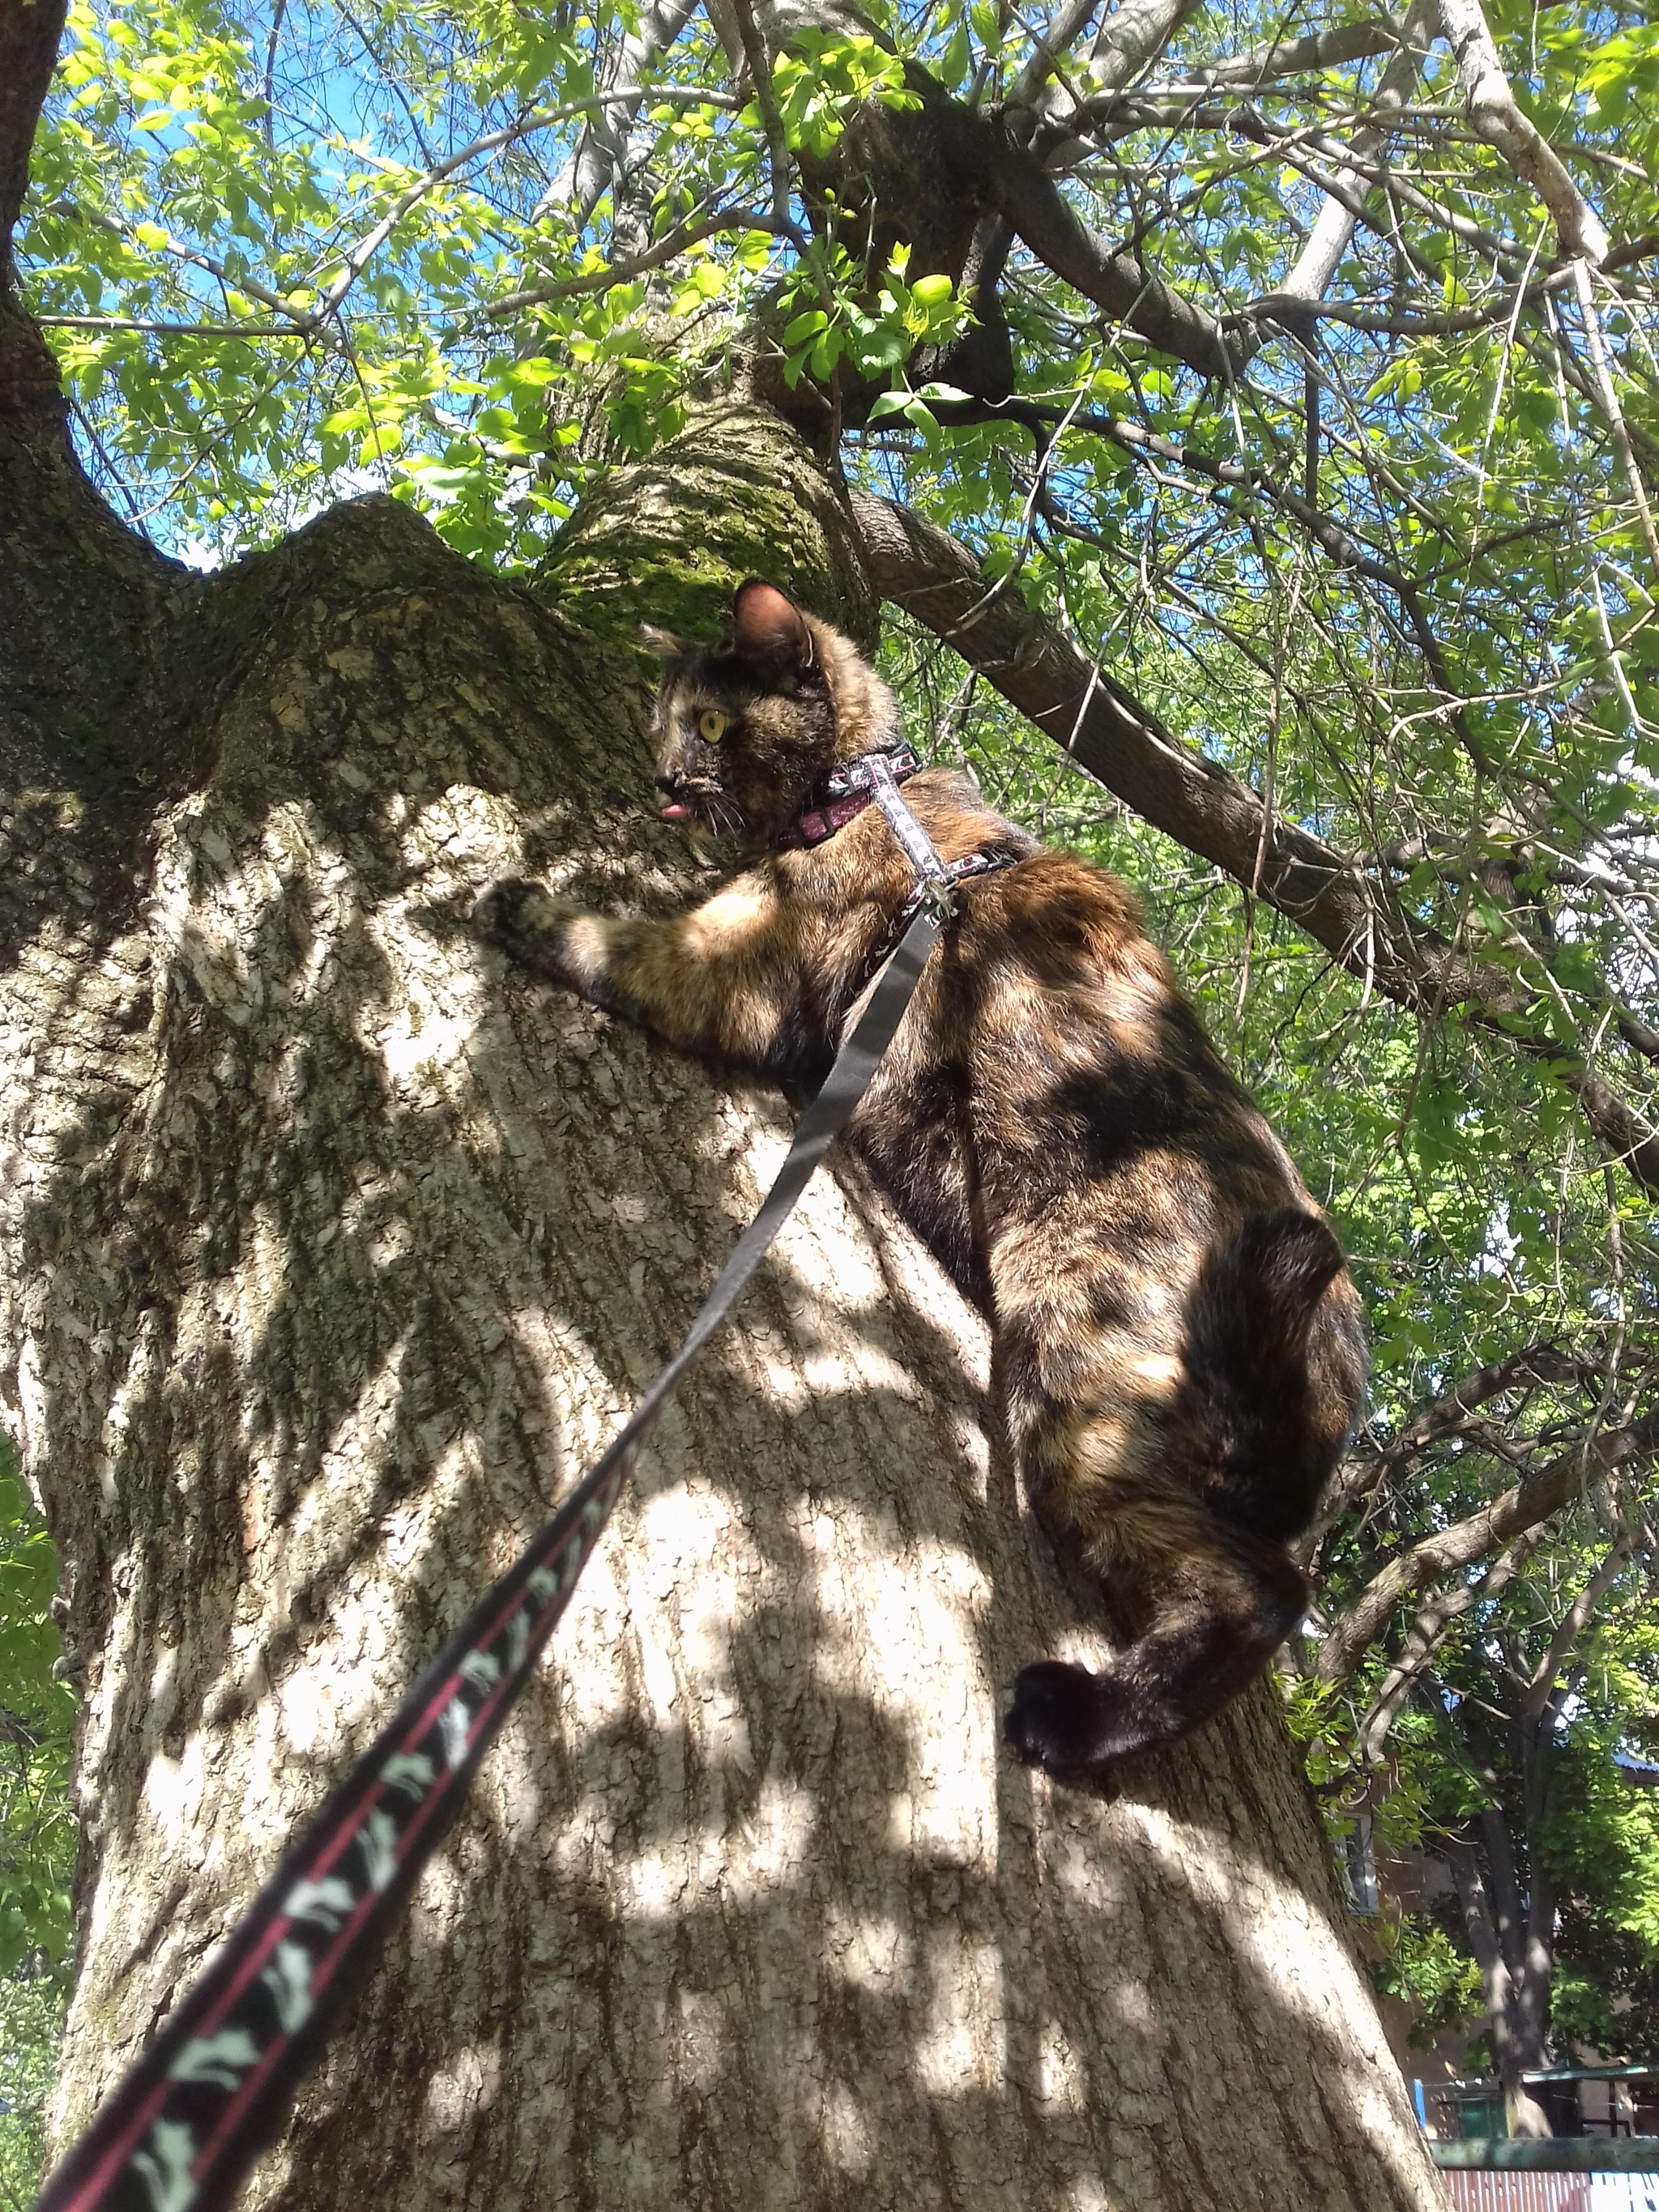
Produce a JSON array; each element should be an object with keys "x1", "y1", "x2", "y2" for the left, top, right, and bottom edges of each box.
[
  {"x1": 1030, "y1": 0, "x2": 1204, "y2": 167},
  {"x1": 1027, "y1": 0, "x2": 1203, "y2": 129},
  {"x1": 889, "y1": 71, "x2": 1230, "y2": 376},
  {"x1": 0, "y1": 0, "x2": 67, "y2": 279},
  {"x1": 1273, "y1": 4, "x2": 1430, "y2": 310},
  {"x1": 1004, "y1": 0, "x2": 1103, "y2": 113},
  {"x1": 531, "y1": 0, "x2": 702, "y2": 227},
  {"x1": 853, "y1": 488, "x2": 1659, "y2": 1191},
  {"x1": 1435, "y1": 0, "x2": 1609, "y2": 265},
  {"x1": 984, "y1": 137, "x2": 1232, "y2": 373},
  {"x1": 1182, "y1": 19, "x2": 1407, "y2": 88},
  {"x1": 1313, "y1": 1409, "x2": 1659, "y2": 1683},
  {"x1": 1301, "y1": 1342, "x2": 1579, "y2": 1562}
]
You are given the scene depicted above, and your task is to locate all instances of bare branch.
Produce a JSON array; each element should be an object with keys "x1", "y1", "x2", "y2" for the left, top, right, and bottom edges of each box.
[
  {"x1": 313, "y1": 87, "x2": 736, "y2": 326},
  {"x1": 1520, "y1": 1538, "x2": 1630, "y2": 1720},
  {"x1": 33, "y1": 316, "x2": 311, "y2": 338},
  {"x1": 729, "y1": 0, "x2": 795, "y2": 236},
  {"x1": 1301, "y1": 1341, "x2": 1578, "y2": 1562},
  {"x1": 1030, "y1": 0, "x2": 1205, "y2": 164},
  {"x1": 1182, "y1": 18, "x2": 1407, "y2": 88},
  {"x1": 1435, "y1": 0, "x2": 1609, "y2": 264},
  {"x1": 44, "y1": 197, "x2": 318, "y2": 331},
  {"x1": 1273, "y1": 4, "x2": 1431, "y2": 310},
  {"x1": 965, "y1": 100, "x2": 1231, "y2": 373},
  {"x1": 1005, "y1": 0, "x2": 1103, "y2": 113},
  {"x1": 533, "y1": 0, "x2": 702, "y2": 227},
  {"x1": 1356, "y1": 1535, "x2": 1537, "y2": 1766},
  {"x1": 1314, "y1": 1409, "x2": 1659, "y2": 1684},
  {"x1": 1572, "y1": 258, "x2": 1659, "y2": 588}
]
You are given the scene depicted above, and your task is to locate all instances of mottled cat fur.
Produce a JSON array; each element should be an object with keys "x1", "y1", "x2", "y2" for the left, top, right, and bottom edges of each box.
[{"x1": 480, "y1": 579, "x2": 1367, "y2": 1778}]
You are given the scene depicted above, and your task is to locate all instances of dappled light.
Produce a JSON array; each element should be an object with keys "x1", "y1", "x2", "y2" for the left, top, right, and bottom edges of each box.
[{"x1": 0, "y1": 441, "x2": 1444, "y2": 2207}]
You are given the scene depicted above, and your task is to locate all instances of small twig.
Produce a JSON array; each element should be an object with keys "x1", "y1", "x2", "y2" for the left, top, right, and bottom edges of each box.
[
  {"x1": 1572, "y1": 257, "x2": 1659, "y2": 590},
  {"x1": 484, "y1": 204, "x2": 782, "y2": 315}
]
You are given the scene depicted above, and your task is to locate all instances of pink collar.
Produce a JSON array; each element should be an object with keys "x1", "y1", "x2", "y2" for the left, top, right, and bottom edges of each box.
[
  {"x1": 792, "y1": 789, "x2": 876, "y2": 845},
  {"x1": 783, "y1": 742, "x2": 923, "y2": 849}
]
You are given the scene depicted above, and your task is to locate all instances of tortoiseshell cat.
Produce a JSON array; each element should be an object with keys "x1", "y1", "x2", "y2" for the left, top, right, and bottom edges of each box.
[{"x1": 480, "y1": 579, "x2": 1367, "y2": 1778}]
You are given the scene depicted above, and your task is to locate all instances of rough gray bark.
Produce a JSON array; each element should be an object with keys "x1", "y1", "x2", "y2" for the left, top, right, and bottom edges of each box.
[{"x1": 0, "y1": 343, "x2": 1445, "y2": 2210}]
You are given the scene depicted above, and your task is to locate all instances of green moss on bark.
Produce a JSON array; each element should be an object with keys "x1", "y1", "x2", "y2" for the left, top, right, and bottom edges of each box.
[{"x1": 535, "y1": 400, "x2": 880, "y2": 654}]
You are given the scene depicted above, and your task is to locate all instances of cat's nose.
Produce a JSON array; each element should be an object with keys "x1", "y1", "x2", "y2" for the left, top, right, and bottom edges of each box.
[{"x1": 655, "y1": 775, "x2": 680, "y2": 793}]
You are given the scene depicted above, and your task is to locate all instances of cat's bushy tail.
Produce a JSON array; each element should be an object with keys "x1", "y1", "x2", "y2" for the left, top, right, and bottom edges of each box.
[
  {"x1": 1004, "y1": 1206, "x2": 1361, "y2": 1778},
  {"x1": 1184, "y1": 1206, "x2": 1353, "y2": 1537}
]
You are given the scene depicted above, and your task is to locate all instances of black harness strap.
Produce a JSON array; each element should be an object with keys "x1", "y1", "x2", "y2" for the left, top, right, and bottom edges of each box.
[{"x1": 37, "y1": 773, "x2": 1018, "y2": 2212}]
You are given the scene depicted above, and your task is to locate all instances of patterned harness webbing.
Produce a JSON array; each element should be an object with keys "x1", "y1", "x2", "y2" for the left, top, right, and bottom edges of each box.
[{"x1": 36, "y1": 760, "x2": 1020, "y2": 2212}]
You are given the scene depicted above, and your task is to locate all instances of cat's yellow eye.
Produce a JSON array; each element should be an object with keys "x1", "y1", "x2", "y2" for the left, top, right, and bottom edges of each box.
[{"x1": 697, "y1": 708, "x2": 729, "y2": 744}]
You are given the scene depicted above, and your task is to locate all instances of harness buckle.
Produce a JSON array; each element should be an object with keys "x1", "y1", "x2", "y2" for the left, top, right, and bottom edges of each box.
[{"x1": 919, "y1": 878, "x2": 959, "y2": 925}]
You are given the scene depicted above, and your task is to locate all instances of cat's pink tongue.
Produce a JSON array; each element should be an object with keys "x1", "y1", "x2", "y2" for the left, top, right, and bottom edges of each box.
[{"x1": 660, "y1": 802, "x2": 689, "y2": 820}]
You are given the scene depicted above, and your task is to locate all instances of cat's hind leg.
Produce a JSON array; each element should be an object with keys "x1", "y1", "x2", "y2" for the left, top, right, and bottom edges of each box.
[{"x1": 1003, "y1": 1501, "x2": 1307, "y2": 1776}]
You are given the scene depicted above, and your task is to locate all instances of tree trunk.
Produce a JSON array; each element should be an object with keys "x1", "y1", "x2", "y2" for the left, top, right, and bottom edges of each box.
[{"x1": 0, "y1": 340, "x2": 1445, "y2": 2209}]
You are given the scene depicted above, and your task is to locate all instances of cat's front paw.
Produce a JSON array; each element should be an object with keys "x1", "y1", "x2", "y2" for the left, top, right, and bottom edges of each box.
[{"x1": 476, "y1": 877, "x2": 578, "y2": 981}]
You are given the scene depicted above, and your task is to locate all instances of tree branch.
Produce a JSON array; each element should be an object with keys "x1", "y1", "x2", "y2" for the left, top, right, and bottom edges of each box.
[
  {"x1": 1004, "y1": 0, "x2": 1103, "y2": 113},
  {"x1": 533, "y1": 0, "x2": 702, "y2": 227},
  {"x1": 1354, "y1": 1535, "x2": 1537, "y2": 1767},
  {"x1": 1301, "y1": 1341, "x2": 1577, "y2": 1563},
  {"x1": 1, "y1": 0, "x2": 69, "y2": 283},
  {"x1": 1028, "y1": 0, "x2": 1203, "y2": 135},
  {"x1": 1435, "y1": 0, "x2": 1609, "y2": 265},
  {"x1": 1272, "y1": 4, "x2": 1431, "y2": 310},
  {"x1": 1520, "y1": 1539, "x2": 1629, "y2": 1720},
  {"x1": 311, "y1": 88, "x2": 736, "y2": 326},
  {"x1": 967, "y1": 97, "x2": 1231, "y2": 375},
  {"x1": 853, "y1": 487, "x2": 1659, "y2": 1191},
  {"x1": 1314, "y1": 1409, "x2": 1659, "y2": 1683},
  {"x1": 1182, "y1": 18, "x2": 1408, "y2": 89},
  {"x1": 729, "y1": 0, "x2": 796, "y2": 236}
]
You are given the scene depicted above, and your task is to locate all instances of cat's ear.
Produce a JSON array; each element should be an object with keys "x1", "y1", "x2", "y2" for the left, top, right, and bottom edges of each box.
[
  {"x1": 730, "y1": 579, "x2": 813, "y2": 671},
  {"x1": 639, "y1": 623, "x2": 682, "y2": 657}
]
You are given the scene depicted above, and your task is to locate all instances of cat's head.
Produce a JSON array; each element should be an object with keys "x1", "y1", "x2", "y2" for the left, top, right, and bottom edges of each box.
[{"x1": 649, "y1": 581, "x2": 898, "y2": 844}]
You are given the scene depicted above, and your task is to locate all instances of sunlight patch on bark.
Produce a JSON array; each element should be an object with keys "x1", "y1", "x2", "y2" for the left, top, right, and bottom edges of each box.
[
  {"x1": 800, "y1": 1502, "x2": 998, "y2": 1870},
  {"x1": 510, "y1": 1304, "x2": 636, "y2": 1481},
  {"x1": 1031, "y1": 2018, "x2": 1090, "y2": 2112},
  {"x1": 914, "y1": 1927, "x2": 1007, "y2": 2096},
  {"x1": 421, "y1": 2040, "x2": 502, "y2": 2132},
  {"x1": 816, "y1": 2082, "x2": 874, "y2": 2172},
  {"x1": 822, "y1": 1907, "x2": 911, "y2": 1993},
  {"x1": 94, "y1": 1307, "x2": 168, "y2": 1506},
  {"x1": 615, "y1": 1771, "x2": 817, "y2": 1916}
]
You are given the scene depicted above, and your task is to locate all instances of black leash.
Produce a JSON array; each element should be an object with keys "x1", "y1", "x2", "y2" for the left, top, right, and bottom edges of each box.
[{"x1": 38, "y1": 761, "x2": 1011, "y2": 2212}]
